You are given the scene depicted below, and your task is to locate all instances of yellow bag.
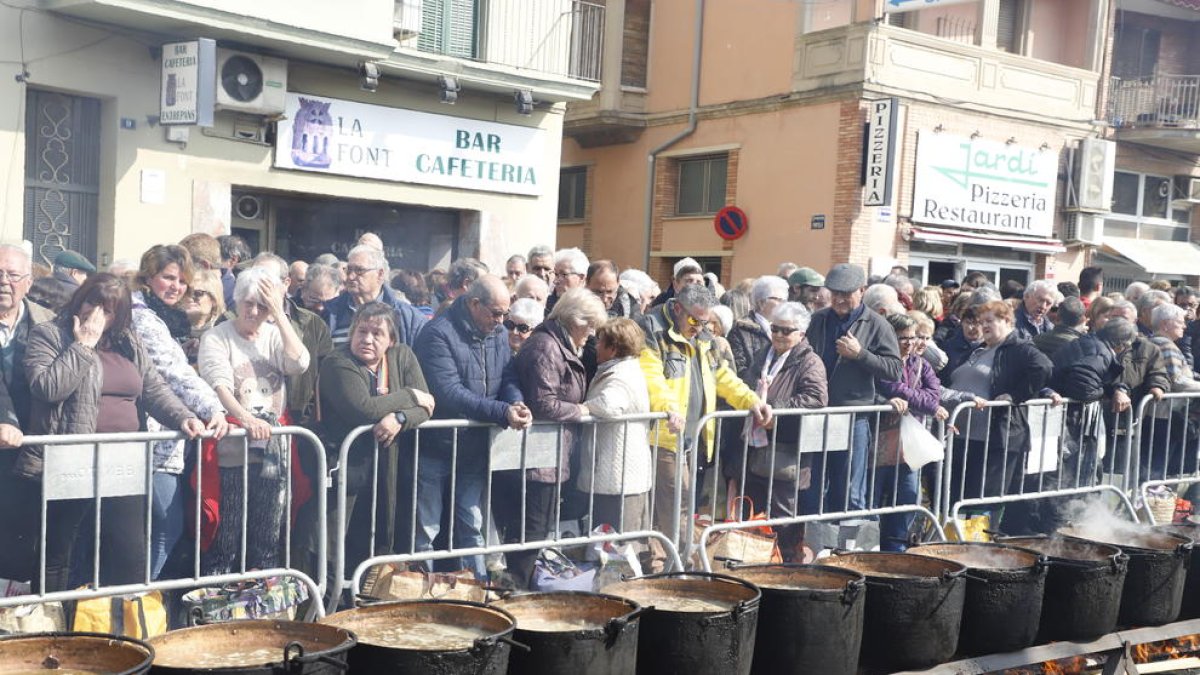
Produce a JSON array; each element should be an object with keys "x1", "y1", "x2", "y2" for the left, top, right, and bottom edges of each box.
[
  {"x1": 72, "y1": 591, "x2": 167, "y2": 640},
  {"x1": 944, "y1": 514, "x2": 992, "y2": 543}
]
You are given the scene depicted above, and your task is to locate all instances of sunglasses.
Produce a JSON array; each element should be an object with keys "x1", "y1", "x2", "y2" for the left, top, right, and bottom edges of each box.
[
  {"x1": 504, "y1": 319, "x2": 533, "y2": 335},
  {"x1": 770, "y1": 325, "x2": 799, "y2": 336},
  {"x1": 188, "y1": 290, "x2": 213, "y2": 301}
]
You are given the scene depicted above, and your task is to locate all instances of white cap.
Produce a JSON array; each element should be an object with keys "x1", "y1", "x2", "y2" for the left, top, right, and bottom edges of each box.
[{"x1": 673, "y1": 257, "x2": 702, "y2": 277}]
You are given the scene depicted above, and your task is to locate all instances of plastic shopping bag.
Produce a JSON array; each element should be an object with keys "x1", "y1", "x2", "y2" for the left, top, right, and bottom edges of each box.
[{"x1": 900, "y1": 415, "x2": 944, "y2": 471}]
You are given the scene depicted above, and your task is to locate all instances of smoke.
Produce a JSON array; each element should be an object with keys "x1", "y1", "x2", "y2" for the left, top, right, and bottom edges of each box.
[{"x1": 1056, "y1": 494, "x2": 1175, "y2": 551}]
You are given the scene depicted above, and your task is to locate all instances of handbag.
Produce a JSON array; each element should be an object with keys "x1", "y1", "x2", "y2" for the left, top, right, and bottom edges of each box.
[
  {"x1": 875, "y1": 413, "x2": 903, "y2": 466},
  {"x1": 530, "y1": 548, "x2": 597, "y2": 592},
  {"x1": 361, "y1": 564, "x2": 489, "y2": 602},
  {"x1": 747, "y1": 442, "x2": 808, "y2": 483},
  {"x1": 72, "y1": 591, "x2": 167, "y2": 639},
  {"x1": 182, "y1": 576, "x2": 309, "y2": 625}
]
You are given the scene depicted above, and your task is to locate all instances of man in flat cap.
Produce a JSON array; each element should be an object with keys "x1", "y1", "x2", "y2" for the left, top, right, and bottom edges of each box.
[
  {"x1": 788, "y1": 267, "x2": 826, "y2": 311},
  {"x1": 805, "y1": 263, "x2": 902, "y2": 514},
  {"x1": 29, "y1": 249, "x2": 95, "y2": 312}
]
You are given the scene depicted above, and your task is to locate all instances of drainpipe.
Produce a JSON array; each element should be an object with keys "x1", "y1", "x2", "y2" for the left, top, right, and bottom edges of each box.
[{"x1": 643, "y1": 0, "x2": 706, "y2": 270}]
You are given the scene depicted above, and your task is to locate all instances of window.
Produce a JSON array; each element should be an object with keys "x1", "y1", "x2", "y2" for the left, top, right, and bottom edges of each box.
[
  {"x1": 419, "y1": 0, "x2": 477, "y2": 58},
  {"x1": 622, "y1": 0, "x2": 651, "y2": 88},
  {"x1": 558, "y1": 167, "x2": 587, "y2": 221},
  {"x1": 676, "y1": 155, "x2": 727, "y2": 216},
  {"x1": 1106, "y1": 170, "x2": 1191, "y2": 241},
  {"x1": 997, "y1": 0, "x2": 1026, "y2": 54},
  {"x1": 1112, "y1": 24, "x2": 1160, "y2": 80}
]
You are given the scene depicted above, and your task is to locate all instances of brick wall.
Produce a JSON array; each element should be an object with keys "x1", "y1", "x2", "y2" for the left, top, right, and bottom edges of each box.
[{"x1": 831, "y1": 100, "x2": 867, "y2": 265}]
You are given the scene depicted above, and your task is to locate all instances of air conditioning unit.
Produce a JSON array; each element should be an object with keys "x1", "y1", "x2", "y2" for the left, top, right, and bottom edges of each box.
[
  {"x1": 393, "y1": 0, "x2": 423, "y2": 37},
  {"x1": 1181, "y1": 176, "x2": 1200, "y2": 203},
  {"x1": 1066, "y1": 138, "x2": 1116, "y2": 213},
  {"x1": 1062, "y1": 212, "x2": 1104, "y2": 246},
  {"x1": 215, "y1": 49, "x2": 287, "y2": 115}
]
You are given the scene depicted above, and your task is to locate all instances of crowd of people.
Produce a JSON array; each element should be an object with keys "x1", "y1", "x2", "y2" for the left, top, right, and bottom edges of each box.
[{"x1": 1, "y1": 233, "x2": 1198, "y2": 594}]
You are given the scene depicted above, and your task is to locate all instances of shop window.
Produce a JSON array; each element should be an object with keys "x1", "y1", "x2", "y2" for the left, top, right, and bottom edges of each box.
[
  {"x1": 419, "y1": 0, "x2": 477, "y2": 58},
  {"x1": 676, "y1": 154, "x2": 727, "y2": 216},
  {"x1": 558, "y1": 167, "x2": 587, "y2": 221}
]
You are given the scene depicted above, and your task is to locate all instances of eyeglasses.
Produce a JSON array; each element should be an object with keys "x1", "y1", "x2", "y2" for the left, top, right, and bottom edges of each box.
[
  {"x1": 188, "y1": 290, "x2": 213, "y2": 301},
  {"x1": 898, "y1": 336, "x2": 919, "y2": 343},
  {"x1": 770, "y1": 325, "x2": 799, "y2": 336},
  {"x1": 345, "y1": 265, "x2": 378, "y2": 277},
  {"x1": 681, "y1": 306, "x2": 708, "y2": 328},
  {"x1": 767, "y1": 296, "x2": 786, "y2": 303},
  {"x1": 0, "y1": 270, "x2": 30, "y2": 284},
  {"x1": 504, "y1": 319, "x2": 533, "y2": 335}
]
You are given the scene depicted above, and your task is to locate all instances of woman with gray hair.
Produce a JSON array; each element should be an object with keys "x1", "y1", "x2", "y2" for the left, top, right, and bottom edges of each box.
[
  {"x1": 738, "y1": 301, "x2": 827, "y2": 562},
  {"x1": 506, "y1": 297, "x2": 544, "y2": 354},
  {"x1": 728, "y1": 275, "x2": 789, "y2": 383},
  {"x1": 1144, "y1": 305, "x2": 1199, "y2": 482},
  {"x1": 504, "y1": 287, "x2": 607, "y2": 586},
  {"x1": 197, "y1": 266, "x2": 311, "y2": 575}
]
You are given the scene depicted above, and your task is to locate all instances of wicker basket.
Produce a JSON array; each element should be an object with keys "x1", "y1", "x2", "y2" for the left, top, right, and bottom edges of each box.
[{"x1": 1147, "y1": 491, "x2": 1178, "y2": 524}]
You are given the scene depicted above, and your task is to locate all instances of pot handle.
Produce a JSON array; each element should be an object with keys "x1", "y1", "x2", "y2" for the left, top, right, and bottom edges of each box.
[
  {"x1": 961, "y1": 571, "x2": 990, "y2": 584},
  {"x1": 354, "y1": 593, "x2": 383, "y2": 607},
  {"x1": 473, "y1": 634, "x2": 531, "y2": 654},
  {"x1": 713, "y1": 555, "x2": 743, "y2": 569},
  {"x1": 604, "y1": 606, "x2": 649, "y2": 644},
  {"x1": 284, "y1": 641, "x2": 349, "y2": 672},
  {"x1": 1113, "y1": 553, "x2": 1130, "y2": 574},
  {"x1": 187, "y1": 606, "x2": 208, "y2": 627},
  {"x1": 841, "y1": 578, "x2": 865, "y2": 605},
  {"x1": 1176, "y1": 542, "x2": 1193, "y2": 558},
  {"x1": 862, "y1": 578, "x2": 896, "y2": 591}
]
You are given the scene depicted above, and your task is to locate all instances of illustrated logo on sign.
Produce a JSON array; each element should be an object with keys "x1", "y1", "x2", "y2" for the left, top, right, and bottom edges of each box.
[
  {"x1": 291, "y1": 98, "x2": 333, "y2": 168},
  {"x1": 714, "y1": 206, "x2": 749, "y2": 241}
]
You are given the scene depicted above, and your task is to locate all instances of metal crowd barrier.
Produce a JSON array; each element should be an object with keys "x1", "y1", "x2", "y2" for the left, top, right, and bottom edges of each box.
[
  {"x1": 687, "y1": 405, "x2": 947, "y2": 572},
  {"x1": 329, "y1": 413, "x2": 685, "y2": 613},
  {"x1": 1134, "y1": 391, "x2": 1200, "y2": 523},
  {"x1": 942, "y1": 398, "x2": 1138, "y2": 540},
  {"x1": 2, "y1": 427, "x2": 327, "y2": 620}
]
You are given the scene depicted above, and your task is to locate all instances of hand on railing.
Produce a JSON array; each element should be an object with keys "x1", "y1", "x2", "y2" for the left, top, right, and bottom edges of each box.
[
  {"x1": 413, "y1": 389, "x2": 436, "y2": 416},
  {"x1": 374, "y1": 414, "x2": 403, "y2": 447},
  {"x1": 180, "y1": 418, "x2": 207, "y2": 439},
  {"x1": 888, "y1": 398, "x2": 909, "y2": 415},
  {"x1": 239, "y1": 415, "x2": 273, "y2": 441},
  {"x1": 934, "y1": 406, "x2": 949, "y2": 423},
  {"x1": 1112, "y1": 389, "x2": 1132, "y2": 414},
  {"x1": 750, "y1": 402, "x2": 773, "y2": 428},
  {"x1": 0, "y1": 424, "x2": 22, "y2": 449},
  {"x1": 204, "y1": 415, "x2": 230, "y2": 440},
  {"x1": 665, "y1": 411, "x2": 684, "y2": 434},
  {"x1": 1150, "y1": 387, "x2": 1166, "y2": 401},
  {"x1": 506, "y1": 403, "x2": 533, "y2": 430}
]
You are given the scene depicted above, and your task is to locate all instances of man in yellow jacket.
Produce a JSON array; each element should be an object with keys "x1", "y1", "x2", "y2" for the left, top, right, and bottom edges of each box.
[{"x1": 638, "y1": 283, "x2": 772, "y2": 568}]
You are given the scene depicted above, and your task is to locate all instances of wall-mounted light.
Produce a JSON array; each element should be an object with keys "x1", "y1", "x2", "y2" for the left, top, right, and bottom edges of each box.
[
  {"x1": 1039, "y1": 142, "x2": 1051, "y2": 151},
  {"x1": 514, "y1": 89, "x2": 534, "y2": 115},
  {"x1": 359, "y1": 62, "x2": 380, "y2": 93},
  {"x1": 1006, "y1": 136, "x2": 1017, "y2": 145},
  {"x1": 933, "y1": 124, "x2": 945, "y2": 133},
  {"x1": 970, "y1": 130, "x2": 981, "y2": 140},
  {"x1": 438, "y1": 75, "x2": 460, "y2": 105}
]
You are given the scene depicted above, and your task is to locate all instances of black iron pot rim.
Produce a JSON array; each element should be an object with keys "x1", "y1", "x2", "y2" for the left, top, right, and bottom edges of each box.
[
  {"x1": 622, "y1": 571, "x2": 762, "y2": 614},
  {"x1": 1060, "y1": 532, "x2": 1192, "y2": 558},
  {"x1": 491, "y1": 590, "x2": 645, "y2": 639},
  {"x1": 325, "y1": 598, "x2": 516, "y2": 655}
]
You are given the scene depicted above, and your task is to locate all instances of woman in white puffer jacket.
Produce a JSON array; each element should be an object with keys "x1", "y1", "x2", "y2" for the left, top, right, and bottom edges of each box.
[{"x1": 577, "y1": 318, "x2": 653, "y2": 533}]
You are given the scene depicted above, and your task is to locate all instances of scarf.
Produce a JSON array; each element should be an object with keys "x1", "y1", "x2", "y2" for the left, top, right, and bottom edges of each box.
[{"x1": 144, "y1": 291, "x2": 192, "y2": 341}]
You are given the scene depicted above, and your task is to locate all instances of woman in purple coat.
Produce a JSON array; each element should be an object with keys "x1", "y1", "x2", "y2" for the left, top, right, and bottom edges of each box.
[{"x1": 876, "y1": 313, "x2": 945, "y2": 551}]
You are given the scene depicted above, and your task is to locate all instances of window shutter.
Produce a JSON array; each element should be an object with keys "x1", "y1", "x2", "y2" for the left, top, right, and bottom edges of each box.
[
  {"x1": 418, "y1": 0, "x2": 446, "y2": 52},
  {"x1": 997, "y1": 0, "x2": 1020, "y2": 54},
  {"x1": 446, "y1": 0, "x2": 477, "y2": 59}
]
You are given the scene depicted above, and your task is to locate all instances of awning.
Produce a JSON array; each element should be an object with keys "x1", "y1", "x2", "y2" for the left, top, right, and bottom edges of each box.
[
  {"x1": 1102, "y1": 236, "x2": 1200, "y2": 276},
  {"x1": 908, "y1": 225, "x2": 1067, "y2": 254}
]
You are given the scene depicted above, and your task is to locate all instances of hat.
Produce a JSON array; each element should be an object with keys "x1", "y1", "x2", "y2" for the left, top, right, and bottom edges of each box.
[
  {"x1": 673, "y1": 257, "x2": 702, "y2": 277},
  {"x1": 788, "y1": 267, "x2": 825, "y2": 288},
  {"x1": 824, "y1": 263, "x2": 866, "y2": 293},
  {"x1": 53, "y1": 250, "x2": 96, "y2": 274},
  {"x1": 940, "y1": 279, "x2": 960, "y2": 289}
]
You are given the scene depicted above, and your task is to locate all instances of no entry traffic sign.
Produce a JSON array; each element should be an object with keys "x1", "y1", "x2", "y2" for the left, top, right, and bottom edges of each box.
[{"x1": 714, "y1": 205, "x2": 748, "y2": 241}]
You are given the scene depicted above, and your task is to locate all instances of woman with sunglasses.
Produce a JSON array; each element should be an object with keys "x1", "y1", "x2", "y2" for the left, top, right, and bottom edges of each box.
[
  {"x1": 506, "y1": 298, "x2": 544, "y2": 354},
  {"x1": 130, "y1": 245, "x2": 230, "y2": 579},
  {"x1": 739, "y1": 301, "x2": 827, "y2": 562}
]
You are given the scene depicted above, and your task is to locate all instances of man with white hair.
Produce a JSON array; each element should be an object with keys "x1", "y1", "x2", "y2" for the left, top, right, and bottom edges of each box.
[
  {"x1": 1125, "y1": 281, "x2": 1150, "y2": 306},
  {"x1": 1107, "y1": 299, "x2": 1168, "y2": 415},
  {"x1": 547, "y1": 247, "x2": 589, "y2": 312},
  {"x1": 323, "y1": 244, "x2": 427, "y2": 347},
  {"x1": 862, "y1": 283, "x2": 899, "y2": 315},
  {"x1": 357, "y1": 232, "x2": 384, "y2": 251},
  {"x1": 514, "y1": 274, "x2": 549, "y2": 306},
  {"x1": 620, "y1": 269, "x2": 660, "y2": 313},
  {"x1": 1015, "y1": 279, "x2": 1058, "y2": 340},
  {"x1": 527, "y1": 245, "x2": 554, "y2": 285},
  {"x1": 1136, "y1": 290, "x2": 1171, "y2": 338},
  {"x1": 728, "y1": 275, "x2": 788, "y2": 382}
]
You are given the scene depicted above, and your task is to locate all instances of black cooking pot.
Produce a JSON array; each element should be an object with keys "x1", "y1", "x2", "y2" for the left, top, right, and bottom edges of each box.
[
  {"x1": 1060, "y1": 526, "x2": 1192, "y2": 627},
  {"x1": 824, "y1": 552, "x2": 966, "y2": 671},
  {"x1": 0, "y1": 632, "x2": 153, "y2": 674},
  {"x1": 724, "y1": 564, "x2": 865, "y2": 675},
  {"x1": 999, "y1": 535, "x2": 1128, "y2": 641},
  {"x1": 601, "y1": 572, "x2": 760, "y2": 675},
  {"x1": 1155, "y1": 522, "x2": 1200, "y2": 620},
  {"x1": 490, "y1": 592, "x2": 643, "y2": 675},
  {"x1": 149, "y1": 620, "x2": 355, "y2": 674},
  {"x1": 908, "y1": 542, "x2": 1047, "y2": 655},
  {"x1": 321, "y1": 599, "x2": 517, "y2": 675}
]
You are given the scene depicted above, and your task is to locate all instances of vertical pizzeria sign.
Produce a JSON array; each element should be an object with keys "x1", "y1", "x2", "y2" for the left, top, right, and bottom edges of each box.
[
  {"x1": 274, "y1": 93, "x2": 547, "y2": 196},
  {"x1": 863, "y1": 98, "x2": 898, "y2": 207},
  {"x1": 912, "y1": 131, "x2": 1057, "y2": 238}
]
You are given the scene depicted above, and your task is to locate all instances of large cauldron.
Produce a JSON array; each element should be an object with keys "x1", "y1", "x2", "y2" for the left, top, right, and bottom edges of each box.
[
  {"x1": 999, "y1": 535, "x2": 1128, "y2": 641},
  {"x1": 1060, "y1": 525, "x2": 1191, "y2": 626},
  {"x1": 321, "y1": 599, "x2": 517, "y2": 675},
  {"x1": 490, "y1": 592, "x2": 643, "y2": 675},
  {"x1": 824, "y1": 552, "x2": 966, "y2": 671},
  {"x1": 1155, "y1": 521, "x2": 1200, "y2": 620},
  {"x1": 601, "y1": 572, "x2": 760, "y2": 675},
  {"x1": 725, "y1": 564, "x2": 865, "y2": 675},
  {"x1": 149, "y1": 620, "x2": 355, "y2": 674},
  {"x1": 0, "y1": 632, "x2": 153, "y2": 674},
  {"x1": 909, "y1": 542, "x2": 1047, "y2": 655}
]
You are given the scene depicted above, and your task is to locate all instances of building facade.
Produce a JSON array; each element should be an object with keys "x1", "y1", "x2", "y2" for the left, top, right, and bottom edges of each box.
[
  {"x1": 560, "y1": 0, "x2": 1200, "y2": 289},
  {"x1": 4, "y1": 0, "x2": 602, "y2": 271}
]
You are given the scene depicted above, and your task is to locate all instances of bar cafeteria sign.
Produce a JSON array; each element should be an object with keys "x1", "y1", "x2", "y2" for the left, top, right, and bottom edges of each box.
[
  {"x1": 274, "y1": 94, "x2": 546, "y2": 196},
  {"x1": 912, "y1": 131, "x2": 1056, "y2": 238}
]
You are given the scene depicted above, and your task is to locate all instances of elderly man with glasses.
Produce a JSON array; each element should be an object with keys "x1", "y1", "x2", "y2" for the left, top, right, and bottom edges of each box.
[
  {"x1": 638, "y1": 282, "x2": 771, "y2": 570},
  {"x1": 322, "y1": 244, "x2": 427, "y2": 348}
]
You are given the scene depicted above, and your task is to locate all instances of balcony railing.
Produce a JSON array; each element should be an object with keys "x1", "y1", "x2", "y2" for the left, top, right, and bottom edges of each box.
[
  {"x1": 1109, "y1": 74, "x2": 1200, "y2": 129},
  {"x1": 393, "y1": 0, "x2": 604, "y2": 82}
]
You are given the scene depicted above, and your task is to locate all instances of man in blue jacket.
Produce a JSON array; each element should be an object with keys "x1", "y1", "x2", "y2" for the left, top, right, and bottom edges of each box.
[
  {"x1": 323, "y1": 244, "x2": 427, "y2": 347},
  {"x1": 412, "y1": 275, "x2": 531, "y2": 578}
]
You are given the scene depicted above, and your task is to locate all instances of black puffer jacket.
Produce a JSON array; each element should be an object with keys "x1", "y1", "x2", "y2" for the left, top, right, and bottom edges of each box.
[
  {"x1": 987, "y1": 332, "x2": 1055, "y2": 455},
  {"x1": 1050, "y1": 334, "x2": 1122, "y2": 403}
]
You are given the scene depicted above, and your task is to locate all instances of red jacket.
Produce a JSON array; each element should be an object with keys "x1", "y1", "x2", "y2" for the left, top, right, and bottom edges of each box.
[{"x1": 188, "y1": 413, "x2": 313, "y2": 551}]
